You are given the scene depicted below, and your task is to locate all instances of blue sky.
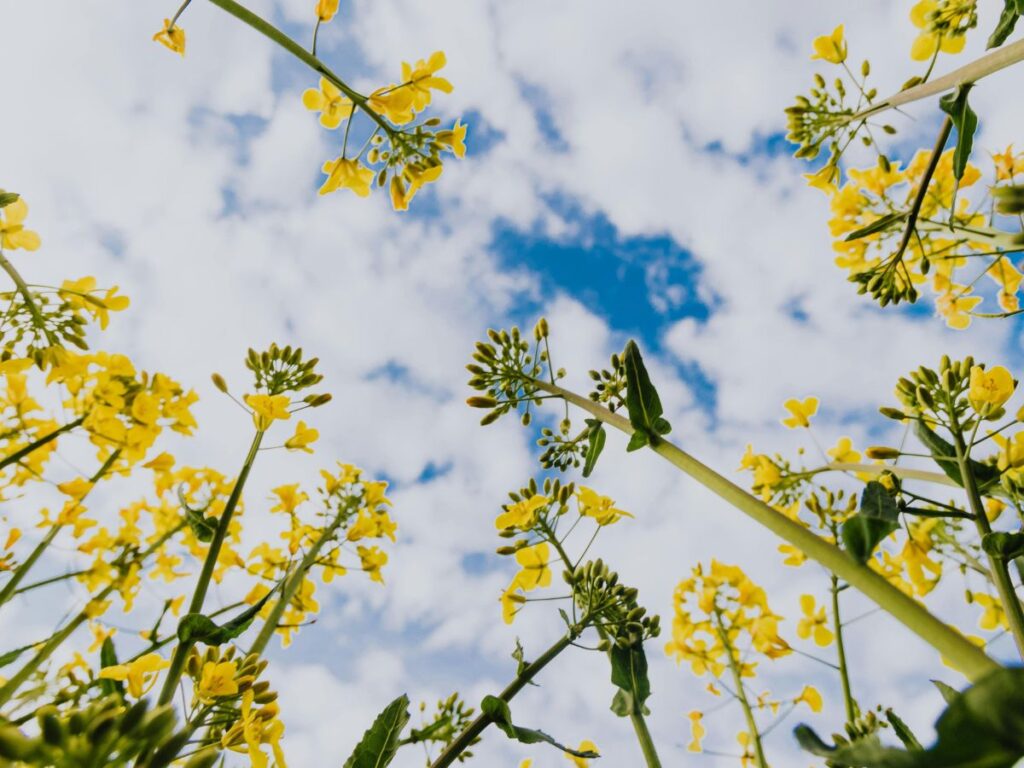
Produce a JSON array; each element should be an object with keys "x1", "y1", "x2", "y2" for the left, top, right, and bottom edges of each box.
[{"x1": 3, "y1": 1, "x2": 1024, "y2": 766}]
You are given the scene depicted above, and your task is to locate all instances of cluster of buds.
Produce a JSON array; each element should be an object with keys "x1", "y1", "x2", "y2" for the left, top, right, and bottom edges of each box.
[
  {"x1": 495, "y1": 478, "x2": 574, "y2": 543},
  {"x1": 242, "y1": 343, "x2": 324, "y2": 398},
  {"x1": 408, "y1": 693, "x2": 479, "y2": 757},
  {"x1": 850, "y1": 255, "x2": 920, "y2": 307},
  {"x1": 0, "y1": 695, "x2": 207, "y2": 768},
  {"x1": 536, "y1": 421, "x2": 587, "y2": 471},
  {"x1": 587, "y1": 350, "x2": 628, "y2": 412},
  {"x1": 893, "y1": 356, "x2": 973, "y2": 423},
  {"x1": 0, "y1": 289, "x2": 92, "y2": 367},
  {"x1": 565, "y1": 559, "x2": 661, "y2": 650},
  {"x1": 466, "y1": 325, "x2": 548, "y2": 427}
]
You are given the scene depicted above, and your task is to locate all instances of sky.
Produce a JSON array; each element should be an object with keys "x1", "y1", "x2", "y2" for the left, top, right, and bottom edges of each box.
[{"x1": 2, "y1": 0, "x2": 1024, "y2": 766}]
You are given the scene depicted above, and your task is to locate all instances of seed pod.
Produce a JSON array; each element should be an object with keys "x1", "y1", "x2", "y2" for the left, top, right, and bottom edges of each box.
[{"x1": 865, "y1": 446, "x2": 900, "y2": 459}]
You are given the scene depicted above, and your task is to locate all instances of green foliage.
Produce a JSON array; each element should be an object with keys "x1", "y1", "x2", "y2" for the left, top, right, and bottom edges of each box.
[
  {"x1": 582, "y1": 420, "x2": 606, "y2": 478},
  {"x1": 480, "y1": 695, "x2": 599, "y2": 759},
  {"x1": 98, "y1": 637, "x2": 125, "y2": 700},
  {"x1": 795, "y1": 668, "x2": 1024, "y2": 767},
  {"x1": 913, "y1": 421, "x2": 1000, "y2": 492},
  {"x1": 608, "y1": 644, "x2": 651, "y2": 717},
  {"x1": 844, "y1": 211, "x2": 908, "y2": 242},
  {"x1": 938, "y1": 85, "x2": 978, "y2": 182},
  {"x1": 342, "y1": 694, "x2": 410, "y2": 768},
  {"x1": 176, "y1": 587, "x2": 276, "y2": 645},
  {"x1": 988, "y1": 0, "x2": 1024, "y2": 48},
  {"x1": 622, "y1": 340, "x2": 671, "y2": 452},
  {"x1": 841, "y1": 482, "x2": 899, "y2": 564},
  {"x1": 0, "y1": 191, "x2": 19, "y2": 208},
  {"x1": 982, "y1": 531, "x2": 1024, "y2": 560}
]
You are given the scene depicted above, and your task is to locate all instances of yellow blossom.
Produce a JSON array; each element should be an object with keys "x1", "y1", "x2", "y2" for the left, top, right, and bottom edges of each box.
[
  {"x1": 244, "y1": 394, "x2": 291, "y2": 430},
  {"x1": 513, "y1": 542, "x2": 551, "y2": 591},
  {"x1": 357, "y1": 545, "x2": 388, "y2": 583},
  {"x1": 687, "y1": 711, "x2": 705, "y2": 752},
  {"x1": 782, "y1": 397, "x2": 818, "y2": 428},
  {"x1": 810, "y1": 25, "x2": 847, "y2": 64},
  {"x1": 967, "y1": 365, "x2": 1015, "y2": 414},
  {"x1": 0, "y1": 198, "x2": 41, "y2": 251},
  {"x1": 910, "y1": 0, "x2": 968, "y2": 61},
  {"x1": 796, "y1": 594, "x2": 833, "y2": 646},
  {"x1": 319, "y1": 157, "x2": 374, "y2": 197},
  {"x1": 401, "y1": 51, "x2": 454, "y2": 112},
  {"x1": 827, "y1": 436, "x2": 861, "y2": 464},
  {"x1": 284, "y1": 420, "x2": 319, "y2": 453},
  {"x1": 501, "y1": 581, "x2": 526, "y2": 624},
  {"x1": 316, "y1": 0, "x2": 339, "y2": 22},
  {"x1": 98, "y1": 653, "x2": 170, "y2": 698},
  {"x1": 197, "y1": 660, "x2": 240, "y2": 703},
  {"x1": 153, "y1": 19, "x2": 186, "y2": 56},
  {"x1": 436, "y1": 120, "x2": 468, "y2": 158},
  {"x1": 803, "y1": 164, "x2": 839, "y2": 195},
  {"x1": 576, "y1": 486, "x2": 633, "y2": 526},
  {"x1": 495, "y1": 494, "x2": 548, "y2": 530},
  {"x1": 302, "y1": 78, "x2": 353, "y2": 129},
  {"x1": 974, "y1": 593, "x2": 1008, "y2": 631},
  {"x1": 794, "y1": 685, "x2": 823, "y2": 712}
]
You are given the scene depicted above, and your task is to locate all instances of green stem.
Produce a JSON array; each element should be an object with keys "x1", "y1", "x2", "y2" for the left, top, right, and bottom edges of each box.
[
  {"x1": 203, "y1": 0, "x2": 396, "y2": 139},
  {"x1": 846, "y1": 37, "x2": 1024, "y2": 123},
  {"x1": 248, "y1": 500, "x2": 352, "y2": 656},
  {"x1": 429, "y1": 626, "x2": 584, "y2": 768},
  {"x1": 0, "y1": 251, "x2": 48, "y2": 334},
  {"x1": 157, "y1": 429, "x2": 264, "y2": 706},
  {"x1": 11, "y1": 568, "x2": 88, "y2": 596},
  {"x1": 830, "y1": 574, "x2": 857, "y2": 724},
  {"x1": 825, "y1": 461, "x2": 958, "y2": 488},
  {"x1": 949, "y1": 425, "x2": 1024, "y2": 658},
  {"x1": 529, "y1": 378, "x2": 1000, "y2": 681},
  {"x1": 715, "y1": 613, "x2": 768, "y2": 768},
  {"x1": 0, "y1": 416, "x2": 84, "y2": 471}
]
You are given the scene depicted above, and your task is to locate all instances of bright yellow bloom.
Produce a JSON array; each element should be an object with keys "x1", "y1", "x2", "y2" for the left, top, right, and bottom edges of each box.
[
  {"x1": 197, "y1": 660, "x2": 239, "y2": 703},
  {"x1": 910, "y1": 0, "x2": 968, "y2": 61},
  {"x1": 496, "y1": 494, "x2": 548, "y2": 530},
  {"x1": 244, "y1": 394, "x2": 291, "y2": 430},
  {"x1": 302, "y1": 78, "x2": 353, "y2": 129},
  {"x1": 936, "y1": 287, "x2": 982, "y2": 329},
  {"x1": 357, "y1": 545, "x2": 388, "y2": 583},
  {"x1": 576, "y1": 486, "x2": 633, "y2": 526},
  {"x1": 284, "y1": 420, "x2": 319, "y2": 453},
  {"x1": 827, "y1": 436, "x2": 861, "y2": 464},
  {"x1": 389, "y1": 164, "x2": 443, "y2": 210},
  {"x1": 803, "y1": 164, "x2": 839, "y2": 195},
  {"x1": 967, "y1": 365, "x2": 1015, "y2": 414},
  {"x1": 319, "y1": 157, "x2": 374, "y2": 197},
  {"x1": 794, "y1": 685, "x2": 823, "y2": 712},
  {"x1": 513, "y1": 542, "x2": 551, "y2": 591},
  {"x1": 221, "y1": 689, "x2": 287, "y2": 768},
  {"x1": 59, "y1": 276, "x2": 130, "y2": 329},
  {"x1": 98, "y1": 653, "x2": 170, "y2": 698},
  {"x1": 436, "y1": 120, "x2": 468, "y2": 158},
  {"x1": 993, "y1": 145, "x2": 1021, "y2": 181},
  {"x1": 796, "y1": 594, "x2": 833, "y2": 646},
  {"x1": 401, "y1": 51, "x2": 454, "y2": 113},
  {"x1": 153, "y1": 19, "x2": 186, "y2": 56},
  {"x1": 501, "y1": 581, "x2": 526, "y2": 624},
  {"x1": 57, "y1": 477, "x2": 93, "y2": 500},
  {"x1": 687, "y1": 711, "x2": 705, "y2": 752},
  {"x1": 0, "y1": 198, "x2": 41, "y2": 251},
  {"x1": 4, "y1": 528, "x2": 20, "y2": 550},
  {"x1": 810, "y1": 25, "x2": 847, "y2": 64},
  {"x1": 566, "y1": 740, "x2": 598, "y2": 767},
  {"x1": 781, "y1": 397, "x2": 818, "y2": 429},
  {"x1": 316, "y1": 0, "x2": 340, "y2": 22},
  {"x1": 974, "y1": 593, "x2": 1008, "y2": 631}
]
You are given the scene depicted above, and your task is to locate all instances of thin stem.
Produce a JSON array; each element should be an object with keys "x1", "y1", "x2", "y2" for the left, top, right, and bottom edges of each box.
[
  {"x1": 0, "y1": 251, "x2": 48, "y2": 333},
  {"x1": 0, "y1": 416, "x2": 84, "y2": 471},
  {"x1": 890, "y1": 117, "x2": 953, "y2": 268},
  {"x1": 428, "y1": 628, "x2": 583, "y2": 768},
  {"x1": 157, "y1": 428, "x2": 264, "y2": 706},
  {"x1": 12, "y1": 568, "x2": 88, "y2": 596},
  {"x1": 528, "y1": 377, "x2": 1000, "y2": 681},
  {"x1": 824, "y1": 461, "x2": 958, "y2": 487},
  {"x1": 830, "y1": 574, "x2": 857, "y2": 724},
  {"x1": 715, "y1": 614, "x2": 768, "y2": 768}
]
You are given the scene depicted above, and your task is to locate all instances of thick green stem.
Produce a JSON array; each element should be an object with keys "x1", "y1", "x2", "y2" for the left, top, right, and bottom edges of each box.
[
  {"x1": 530, "y1": 378, "x2": 999, "y2": 680},
  {"x1": 846, "y1": 38, "x2": 1024, "y2": 123},
  {"x1": 950, "y1": 429, "x2": 1024, "y2": 658},
  {"x1": 830, "y1": 575, "x2": 857, "y2": 724},
  {"x1": 429, "y1": 628, "x2": 581, "y2": 768},
  {"x1": 715, "y1": 614, "x2": 768, "y2": 768},
  {"x1": 0, "y1": 416, "x2": 84, "y2": 471},
  {"x1": 157, "y1": 429, "x2": 264, "y2": 705}
]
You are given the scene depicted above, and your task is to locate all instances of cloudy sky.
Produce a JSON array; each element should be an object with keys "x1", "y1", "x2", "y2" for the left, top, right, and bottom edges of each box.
[{"x1": 3, "y1": 0, "x2": 1024, "y2": 765}]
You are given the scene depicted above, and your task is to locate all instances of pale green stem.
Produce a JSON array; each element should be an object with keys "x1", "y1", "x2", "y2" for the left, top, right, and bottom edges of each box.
[
  {"x1": 529, "y1": 378, "x2": 1000, "y2": 681},
  {"x1": 0, "y1": 416, "x2": 84, "y2": 471},
  {"x1": 830, "y1": 574, "x2": 857, "y2": 724},
  {"x1": 825, "y1": 462, "x2": 958, "y2": 488},
  {"x1": 714, "y1": 613, "x2": 768, "y2": 768}
]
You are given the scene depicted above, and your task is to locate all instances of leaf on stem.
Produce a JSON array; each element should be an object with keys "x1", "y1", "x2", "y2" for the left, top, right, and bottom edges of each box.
[
  {"x1": 843, "y1": 211, "x2": 909, "y2": 242},
  {"x1": 841, "y1": 482, "x2": 899, "y2": 564},
  {"x1": 0, "y1": 192, "x2": 19, "y2": 209},
  {"x1": 99, "y1": 637, "x2": 125, "y2": 700},
  {"x1": 938, "y1": 85, "x2": 978, "y2": 182},
  {"x1": 480, "y1": 695, "x2": 599, "y2": 759},
  {"x1": 176, "y1": 586, "x2": 277, "y2": 645},
  {"x1": 913, "y1": 421, "x2": 1001, "y2": 492},
  {"x1": 582, "y1": 420, "x2": 606, "y2": 478},
  {"x1": 622, "y1": 340, "x2": 671, "y2": 452},
  {"x1": 342, "y1": 694, "x2": 410, "y2": 768},
  {"x1": 608, "y1": 644, "x2": 651, "y2": 717},
  {"x1": 987, "y1": 0, "x2": 1024, "y2": 49}
]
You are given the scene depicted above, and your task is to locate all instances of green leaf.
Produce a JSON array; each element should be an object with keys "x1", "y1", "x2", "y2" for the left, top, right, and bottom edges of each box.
[
  {"x1": 938, "y1": 85, "x2": 978, "y2": 182},
  {"x1": 608, "y1": 644, "x2": 651, "y2": 717},
  {"x1": 0, "y1": 641, "x2": 37, "y2": 669},
  {"x1": 0, "y1": 192, "x2": 19, "y2": 209},
  {"x1": 987, "y1": 0, "x2": 1022, "y2": 48},
  {"x1": 844, "y1": 211, "x2": 908, "y2": 242},
  {"x1": 981, "y1": 531, "x2": 1024, "y2": 560},
  {"x1": 842, "y1": 515, "x2": 898, "y2": 564},
  {"x1": 622, "y1": 340, "x2": 671, "y2": 447},
  {"x1": 795, "y1": 668, "x2": 1024, "y2": 767},
  {"x1": 913, "y1": 421, "x2": 1001, "y2": 492},
  {"x1": 885, "y1": 709, "x2": 923, "y2": 751},
  {"x1": 859, "y1": 481, "x2": 899, "y2": 523},
  {"x1": 177, "y1": 586, "x2": 276, "y2": 645},
  {"x1": 582, "y1": 421, "x2": 606, "y2": 478},
  {"x1": 480, "y1": 696, "x2": 598, "y2": 759},
  {"x1": 178, "y1": 488, "x2": 216, "y2": 543},
  {"x1": 342, "y1": 694, "x2": 410, "y2": 768},
  {"x1": 931, "y1": 679, "x2": 959, "y2": 705},
  {"x1": 99, "y1": 637, "x2": 125, "y2": 699},
  {"x1": 625, "y1": 430, "x2": 649, "y2": 453}
]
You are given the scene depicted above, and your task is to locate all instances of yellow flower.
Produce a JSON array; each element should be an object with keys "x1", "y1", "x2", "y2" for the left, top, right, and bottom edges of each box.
[
  {"x1": 495, "y1": 494, "x2": 548, "y2": 530},
  {"x1": 244, "y1": 394, "x2": 291, "y2": 430},
  {"x1": 566, "y1": 740, "x2": 598, "y2": 767},
  {"x1": 796, "y1": 594, "x2": 833, "y2": 646},
  {"x1": 827, "y1": 436, "x2": 861, "y2": 464},
  {"x1": 803, "y1": 164, "x2": 839, "y2": 195},
  {"x1": 316, "y1": 0, "x2": 340, "y2": 22},
  {"x1": 936, "y1": 286, "x2": 982, "y2": 329},
  {"x1": 687, "y1": 711, "x2": 705, "y2": 752},
  {"x1": 993, "y1": 145, "x2": 1021, "y2": 182},
  {"x1": 810, "y1": 25, "x2": 847, "y2": 64},
  {"x1": 576, "y1": 486, "x2": 633, "y2": 526},
  {"x1": 221, "y1": 689, "x2": 287, "y2": 768},
  {"x1": 153, "y1": 19, "x2": 186, "y2": 56},
  {"x1": 4, "y1": 528, "x2": 21, "y2": 550},
  {"x1": 436, "y1": 120, "x2": 468, "y2": 158},
  {"x1": 302, "y1": 78, "x2": 353, "y2": 129},
  {"x1": 967, "y1": 365, "x2": 1015, "y2": 414},
  {"x1": 284, "y1": 420, "x2": 319, "y2": 453},
  {"x1": 197, "y1": 660, "x2": 239, "y2": 703},
  {"x1": 910, "y1": 0, "x2": 968, "y2": 61},
  {"x1": 974, "y1": 593, "x2": 1008, "y2": 631},
  {"x1": 401, "y1": 51, "x2": 454, "y2": 112},
  {"x1": 357, "y1": 545, "x2": 388, "y2": 583},
  {"x1": 794, "y1": 685, "x2": 823, "y2": 712},
  {"x1": 513, "y1": 542, "x2": 551, "y2": 591},
  {"x1": 0, "y1": 198, "x2": 41, "y2": 251},
  {"x1": 57, "y1": 477, "x2": 93, "y2": 501},
  {"x1": 98, "y1": 653, "x2": 170, "y2": 698},
  {"x1": 501, "y1": 580, "x2": 527, "y2": 624},
  {"x1": 781, "y1": 397, "x2": 818, "y2": 429},
  {"x1": 390, "y1": 163, "x2": 444, "y2": 210},
  {"x1": 319, "y1": 157, "x2": 374, "y2": 197}
]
